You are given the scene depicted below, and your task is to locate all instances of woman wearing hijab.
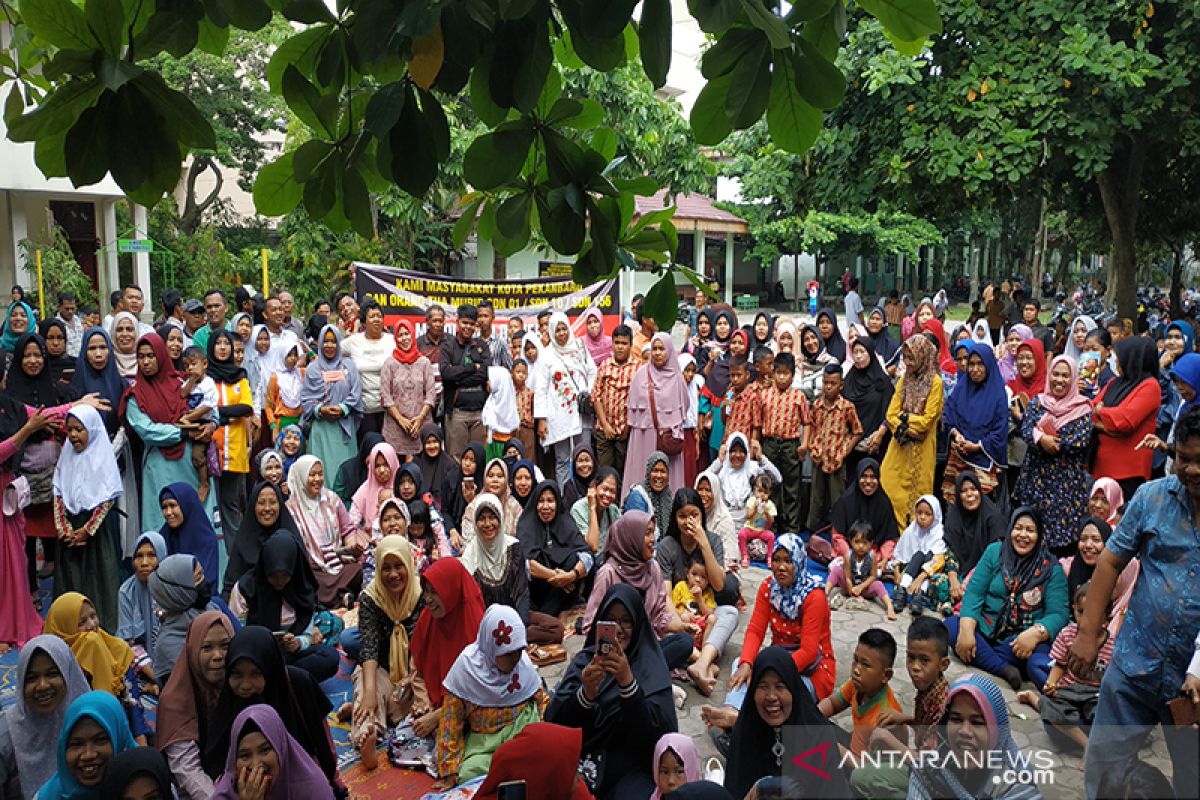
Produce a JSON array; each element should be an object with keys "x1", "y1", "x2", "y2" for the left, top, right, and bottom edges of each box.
[
  {"x1": 580, "y1": 306, "x2": 613, "y2": 366},
  {"x1": 920, "y1": 317, "x2": 959, "y2": 382},
  {"x1": 264, "y1": 339, "x2": 307, "y2": 439},
  {"x1": 843, "y1": 336, "x2": 894, "y2": 476},
  {"x1": 286, "y1": 454, "x2": 362, "y2": 606},
  {"x1": 156, "y1": 611, "x2": 234, "y2": 799},
  {"x1": 211, "y1": 705, "x2": 335, "y2": 800},
  {"x1": 433, "y1": 605, "x2": 547, "y2": 788},
  {"x1": 1058, "y1": 517, "x2": 1138, "y2": 638},
  {"x1": 626, "y1": 450, "x2": 678, "y2": 539},
  {"x1": 517, "y1": 480, "x2": 592, "y2": 618},
  {"x1": 1013, "y1": 355, "x2": 1095, "y2": 555},
  {"x1": 332, "y1": 431, "x2": 383, "y2": 505},
  {"x1": 380, "y1": 318, "x2": 436, "y2": 458},
  {"x1": 148, "y1": 554, "x2": 236, "y2": 685},
  {"x1": 865, "y1": 306, "x2": 901, "y2": 372},
  {"x1": 206, "y1": 329, "x2": 254, "y2": 541},
  {"x1": 39, "y1": 319, "x2": 77, "y2": 391},
  {"x1": 569, "y1": 465, "x2": 622, "y2": 563},
  {"x1": 223, "y1": 482, "x2": 298, "y2": 597},
  {"x1": 52, "y1": 403, "x2": 124, "y2": 630},
  {"x1": 116, "y1": 531, "x2": 166, "y2": 678},
  {"x1": 1093, "y1": 336, "x2": 1162, "y2": 497},
  {"x1": 159, "y1": 482, "x2": 220, "y2": 595},
  {"x1": 232, "y1": 532, "x2": 338, "y2": 681},
  {"x1": 462, "y1": 458, "x2": 523, "y2": 541},
  {"x1": 348, "y1": 439, "x2": 400, "y2": 540},
  {"x1": 724, "y1": 647, "x2": 850, "y2": 800},
  {"x1": 625, "y1": 333, "x2": 690, "y2": 497},
  {"x1": 694, "y1": 471, "x2": 738, "y2": 570},
  {"x1": 700, "y1": 308, "x2": 737, "y2": 404},
  {"x1": 880, "y1": 335, "x2": 945, "y2": 528},
  {"x1": 907, "y1": 674, "x2": 1044, "y2": 800},
  {"x1": 830, "y1": 457, "x2": 901, "y2": 565},
  {"x1": 508, "y1": 458, "x2": 537, "y2": 509},
  {"x1": 970, "y1": 319, "x2": 992, "y2": 345},
  {"x1": 547, "y1": 584, "x2": 678, "y2": 800},
  {"x1": 1064, "y1": 315, "x2": 1099, "y2": 362},
  {"x1": 410, "y1": 559, "x2": 488, "y2": 740},
  {"x1": 122, "y1": 333, "x2": 217, "y2": 530},
  {"x1": 943, "y1": 470, "x2": 1007, "y2": 582},
  {"x1": 414, "y1": 422, "x2": 455, "y2": 506},
  {"x1": 205, "y1": 626, "x2": 338, "y2": 790},
  {"x1": 300, "y1": 324, "x2": 363, "y2": 482},
  {"x1": 535, "y1": 311, "x2": 598, "y2": 485},
  {"x1": 1006, "y1": 340, "x2": 1047, "y2": 409},
  {"x1": 44, "y1": 591, "x2": 135, "y2": 695},
  {"x1": 946, "y1": 508, "x2": 1067, "y2": 690},
  {"x1": 475, "y1": 723, "x2": 595, "y2": 800},
  {"x1": 0, "y1": 636, "x2": 91, "y2": 799},
  {"x1": 0, "y1": 299, "x2": 35, "y2": 370},
  {"x1": 746, "y1": 311, "x2": 775, "y2": 350},
  {"x1": 98, "y1": 748, "x2": 174, "y2": 799},
  {"x1": 108, "y1": 312, "x2": 140, "y2": 380},
  {"x1": 942, "y1": 342, "x2": 1009, "y2": 502},
  {"x1": 771, "y1": 317, "x2": 797, "y2": 356},
  {"x1": 442, "y1": 441, "x2": 485, "y2": 549},
  {"x1": 814, "y1": 307, "x2": 845, "y2": 361},
  {"x1": 997, "y1": 323, "x2": 1034, "y2": 383},
  {"x1": 795, "y1": 322, "x2": 836, "y2": 399},
  {"x1": 36, "y1": 691, "x2": 139, "y2": 800}
]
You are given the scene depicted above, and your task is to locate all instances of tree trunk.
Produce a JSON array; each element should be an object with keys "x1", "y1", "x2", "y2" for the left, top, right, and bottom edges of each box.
[
  {"x1": 1171, "y1": 246, "x2": 1184, "y2": 319},
  {"x1": 179, "y1": 156, "x2": 224, "y2": 235},
  {"x1": 1095, "y1": 136, "x2": 1146, "y2": 319},
  {"x1": 968, "y1": 236, "x2": 980, "y2": 304},
  {"x1": 1030, "y1": 195, "x2": 1048, "y2": 295},
  {"x1": 492, "y1": 248, "x2": 507, "y2": 280}
]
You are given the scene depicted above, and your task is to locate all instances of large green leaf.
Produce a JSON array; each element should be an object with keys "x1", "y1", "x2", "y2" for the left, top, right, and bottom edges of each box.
[
  {"x1": 644, "y1": 271, "x2": 680, "y2": 333},
  {"x1": 96, "y1": 56, "x2": 143, "y2": 91},
  {"x1": 282, "y1": 65, "x2": 336, "y2": 135},
  {"x1": 687, "y1": 0, "x2": 742, "y2": 34},
  {"x1": 496, "y1": 192, "x2": 533, "y2": 238},
  {"x1": 283, "y1": 0, "x2": 336, "y2": 24},
  {"x1": 565, "y1": 27, "x2": 627, "y2": 72},
  {"x1": 267, "y1": 26, "x2": 330, "y2": 93},
  {"x1": 215, "y1": 0, "x2": 272, "y2": 30},
  {"x1": 34, "y1": 129, "x2": 69, "y2": 178},
  {"x1": 64, "y1": 101, "x2": 113, "y2": 187},
  {"x1": 452, "y1": 195, "x2": 484, "y2": 249},
  {"x1": 793, "y1": 39, "x2": 845, "y2": 110},
  {"x1": 364, "y1": 81, "x2": 407, "y2": 137},
  {"x1": 469, "y1": 56, "x2": 507, "y2": 127},
  {"x1": 23, "y1": 0, "x2": 97, "y2": 51},
  {"x1": 767, "y1": 53, "x2": 821, "y2": 153},
  {"x1": 341, "y1": 166, "x2": 374, "y2": 238},
  {"x1": 6, "y1": 78, "x2": 102, "y2": 142},
  {"x1": 724, "y1": 39, "x2": 771, "y2": 128},
  {"x1": 85, "y1": 0, "x2": 124, "y2": 56},
  {"x1": 420, "y1": 89, "x2": 451, "y2": 161},
  {"x1": 857, "y1": 0, "x2": 941, "y2": 41},
  {"x1": 800, "y1": 2, "x2": 846, "y2": 61},
  {"x1": 382, "y1": 87, "x2": 440, "y2": 196},
  {"x1": 303, "y1": 157, "x2": 339, "y2": 218},
  {"x1": 785, "y1": 0, "x2": 837, "y2": 23},
  {"x1": 292, "y1": 139, "x2": 333, "y2": 182},
  {"x1": 536, "y1": 186, "x2": 588, "y2": 254},
  {"x1": 701, "y1": 27, "x2": 762, "y2": 79},
  {"x1": 737, "y1": 0, "x2": 791, "y2": 49},
  {"x1": 638, "y1": 0, "x2": 671, "y2": 89},
  {"x1": 463, "y1": 122, "x2": 535, "y2": 190},
  {"x1": 689, "y1": 73, "x2": 734, "y2": 145},
  {"x1": 253, "y1": 151, "x2": 303, "y2": 216},
  {"x1": 133, "y1": 71, "x2": 215, "y2": 150}
]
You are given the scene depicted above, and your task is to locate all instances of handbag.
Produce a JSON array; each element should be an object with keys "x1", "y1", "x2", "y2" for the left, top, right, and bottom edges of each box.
[{"x1": 647, "y1": 370, "x2": 684, "y2": 456}]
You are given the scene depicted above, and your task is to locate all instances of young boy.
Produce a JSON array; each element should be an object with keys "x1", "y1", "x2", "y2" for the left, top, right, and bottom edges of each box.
[
  {"x1": 722, "y1": 356, "x2": 762, "y2": 444},
  {"x1": 737, "y1": 475, "x2": 777, "y2": 567},
  {"x1": 819, "y1": 628, "x2": 902, "y2": 756},
  {"x1": 593, "y1": 325, "x2": 638, "y2": 470},
  {"x1": 825, "y1": 522, "x2": 897, "y2": 619},
  {"x1": 806, "y1": 364, "x2": 862, "y2": 531},
  {"x1": 850, "y1": 617, "x2": 951, "y2": 797},
  {"x1": 753, "y1": 346, "x2": 774, "y2": 394},
  {"x1": 179, "y1": 345, "x2": 218, "y2": 502},
  {"x1": 512, "y1": 359, "x2": 536, "y2": 460},
  {"x1": 758, "y1": 352, "x2": 810, "y2": 533}
]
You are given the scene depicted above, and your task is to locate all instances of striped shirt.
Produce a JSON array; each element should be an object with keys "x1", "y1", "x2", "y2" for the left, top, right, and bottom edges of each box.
[
  {"x1": 722, "y1": 384, "x2": 762, "y2": 442},
  {"x1": 759, "y1": 385, "x2": 811, "y2": 440},
  {"x1": 594, "y1": 356, "x2": 638, "y2": 436},
  {"x1": 808, "y1": 395, "x2": 861, "y2": 473}
]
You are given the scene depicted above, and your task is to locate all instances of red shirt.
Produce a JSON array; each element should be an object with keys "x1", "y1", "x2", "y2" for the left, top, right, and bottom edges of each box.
[
  {"x1": 808, "y1": 395, "x2": 862, "y2": 474},
  {"x1": 1092, "y1": 378, "x2": 1160, "y2": 481},
  {"x1": 740, "y1": 582, "x2": 837, "y2": 701},
  {"x1": 722, "y1": 384, "x2": 762, "y2": 443},
  {"x1": 760, "y1": 385, "x2": 811, "y2": 440},
  {"x1": 594, "y1": 356, "x2": 638, "y2": 436}
]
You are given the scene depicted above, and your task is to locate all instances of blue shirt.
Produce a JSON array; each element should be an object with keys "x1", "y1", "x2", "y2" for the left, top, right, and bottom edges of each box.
[{"x1": 1106, "y1": 475, "x2": 1200, "y2": 701}]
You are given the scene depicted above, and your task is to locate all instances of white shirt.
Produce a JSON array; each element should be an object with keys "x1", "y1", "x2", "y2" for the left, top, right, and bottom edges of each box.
[
  {"x1": 341, "y1": 332, "x2": 394, "y2": 413},
  {"x1": 843, "y1": 290, "x2": 864, "y2": 327}
]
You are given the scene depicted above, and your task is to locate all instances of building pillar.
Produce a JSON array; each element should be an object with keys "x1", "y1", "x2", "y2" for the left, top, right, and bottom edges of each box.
[
  {"x1": 132, "y1": 203, "x2": 152, "y2": 318},
  {"x1": 99, "y1": 199, "x2": 119, "y2": 302},
  {"x1": 724, "y1": 232, "x2": 734, "y2": 305},
  {"x1": 6, "y1": 193, "x2": 30, "y2": 287}
]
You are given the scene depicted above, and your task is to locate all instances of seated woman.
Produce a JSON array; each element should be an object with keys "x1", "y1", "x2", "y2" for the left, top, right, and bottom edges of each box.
[
  {"x1": 694, "y1": 472, "x2": 738, "y2": 571},
  {"x1": 517, "y1": 481, "x2": 593, "y2": 618},
  {"x1": 942, "y1": 470, "x2": 1008, "y2": 606},
  {"x1": 43, "y1": 592, "x2": 150, "y2": 742},
  {"x1": 333, "y1": 432, "x2": 384, "y2": 506},
  {"x1": 348, "y1": 440, "x2": 400, "y2": 542},
  {"x1": 361, "y1": 496, "x2": 410, "y2": 583},
  {"x1": 624, "y1": 452, "x2": 677, "y2": 538},
  {"x1": 286, "y1": 454, "x2": 364, "y2": 607},
  {"x1": 475, "y1": 723, "x2": 594, "y2": 800},
  {"x1": 36, "y1": 691, "x2": 138, "y2": 800},
  {"x1": 0, "y1": 636, "x2": 90, "y2": 800},
  {"x1": 461, "y1": 493, "x2": 564, "y2": 645},
  {"x1": 347, "y1": 536, "x2": 424, "y2": 770},
  {"x1": 947, "y1": 507, "x2": 1068, "y2": 691},
  {"x1": 158, "y1": 483, "x2": 220, "y2": 597},
  {"x1": 560, "y1": 443, "x2": 596, "y2": 509},
  {"x1": 156, "y1": 611, "x2": 235, "y2": 800},
  {"x1": 570, "y1": 467, "x2": 622, "y2": 560},
  {"x1": 409, "y1": 559, "x2": 488, "y2": 740},
  {"x1": 231, "y1": 531, "x2": 340, "y2": 682},
  {"x1": 906, "y1": 674, "x2": 1044, "y2": 800},
  {"x1": 723, "y1": 647, "x2": 850, "y2": 800},
  {"x1": 709, "y1": 435, "x2": 781, "y2": 531},
  {"x1": 205, "y1": 627, "x2": 339, "y2": 794},
  {"x1": 148, "y1": 554, "x2": 238, "y2": 686},
  {"x1": 829, "y1": 457, "x2": 900, "y2": 563},
  {"x1": 461, "y1": 458, "x2": 523, "y2": 543},
  {"x1": 98, "y1": 748, "x2": 174, "y2": 800},
  {"x1": 393, "y1": 462, "x2": 452, "y2": 558},
  {"x1": 432, "y1": 605, "x2": 547, "y2": 790},
  {"x1": 1058, "y1": 517, "x2": 1138, "y2": 637},
  {"x1": 116, "y1": 532, "x2": 166, "y2": 689},
  {"x1": 546, "y1": 584, "x2": 678, "y2": 800},
  {"x1": 211, "y1": 705, "x2": 335, "y2": 800},
  {"x1": 223, "y1": 481, "x2": 298, "y2": 598},
  {"x1": 443, "y1": 443, "x2": 485, "y2": 550},
  {"x1": 508, "y1": 459, "x2": 538, "y2": 510}
]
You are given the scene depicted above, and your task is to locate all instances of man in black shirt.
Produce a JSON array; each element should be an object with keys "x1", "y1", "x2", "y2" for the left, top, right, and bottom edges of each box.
[{"x1": 440, "y1": 304, "x2": 491, "y2": 458}]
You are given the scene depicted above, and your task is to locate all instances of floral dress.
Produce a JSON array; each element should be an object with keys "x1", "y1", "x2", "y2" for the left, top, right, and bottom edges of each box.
[{"x1": 1013, "y1": 397, "x2": 1094, "y2": 551}]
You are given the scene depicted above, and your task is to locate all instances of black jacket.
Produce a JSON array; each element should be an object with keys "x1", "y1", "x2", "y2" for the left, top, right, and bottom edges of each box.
[{"x1": 439, "y1": 333, "x2": 491, "y2": 413}]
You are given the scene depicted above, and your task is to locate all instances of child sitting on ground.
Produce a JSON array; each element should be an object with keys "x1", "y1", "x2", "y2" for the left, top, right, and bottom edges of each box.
[
  {"x1": 1017, "y1": 581, "x2": 1114, "y2": 760},
  {"x1": 850, "y1": 617, "x2": 952, "y2": 797},
  {"x1": 179, "y1": 345, "x2": 218, "y2": 502},
  {"x1": 890, "y1": 494, "x2": 947, "y2": 615},
  {"x1": 826, "y1": 522, "x2": 897, "y2": 619},
  {"x1": 819, "y1": 628, "x2": 902, "y2": 756},
  {"x1": 738, "y1": 474, "x2": 777, "y2": 567},
  {"x1": 672, "y1": 561, "x2": 717, "y2": 658},
  {"x1": 275, "y1": 424, "x2": 305, "y2": 482}
]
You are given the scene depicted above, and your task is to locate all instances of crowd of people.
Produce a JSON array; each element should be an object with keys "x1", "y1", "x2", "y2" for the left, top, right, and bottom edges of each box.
[{"x1": 0, "y1": 276, "x2": 1197, "y2": 800}]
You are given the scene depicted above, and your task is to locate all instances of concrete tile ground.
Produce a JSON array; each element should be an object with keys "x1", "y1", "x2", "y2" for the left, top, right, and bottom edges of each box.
[{"x1": 539, "y1": 565, "x2": 1174, "y2": 799}]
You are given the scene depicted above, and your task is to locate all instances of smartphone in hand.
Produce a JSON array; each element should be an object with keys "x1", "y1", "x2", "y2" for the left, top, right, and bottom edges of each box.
[
  {"x1": 595, "y1": 621, "x2": 618, "y2": 656},
  {"x1": 497, "y1": 781, "x2": 527, "y2": 800}
]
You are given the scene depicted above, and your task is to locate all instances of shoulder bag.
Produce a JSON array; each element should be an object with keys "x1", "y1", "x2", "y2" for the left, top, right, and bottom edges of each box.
[{"x1": 647, "y1": 370, "x2": 684, "y2": 456}]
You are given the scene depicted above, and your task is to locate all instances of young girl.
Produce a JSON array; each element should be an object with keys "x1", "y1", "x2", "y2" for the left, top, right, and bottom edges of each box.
[
  {"x1": 116, "y1": 531, "x2": 166, "y2": 690},
  {"x1": 512, "y1": 359, "x2": 537, "y2": 464},
  {"x1": 672, "y1": 561, "x2": 716, "y2": 657},
  {"x1": 890, "y1": 494, "x2": 947, "y2": 615},
  {"x1": 713, "y1": 432, "x2": 781, "y2": 528},
  {"x1": 482, "y1": 364, "x2": 519, "y2": 463},
  {"x1": 275, "y1": 424, "x2": 305, "y2": 483},
  {"x1": 737, "y1": 474, "x2": 777, "y2": 567},
  {"x1": 650, "y1": 733, "x2": 699, "y2": 799},
  {"x1": 266, "y1": 341, "x2": 307, "y2": 438},
  {"x1": 394, "y1": 462, "x2": 451, "y2": 558},
  {"x1": 349, "y1": 441, "x2": 399, "y2": 540},
  {"x1": 405, "y1": 498, "x2": 440, "y2": 574},
  {"x1": 678, "y1": 353, "x2": 705, "y2": 484},
  {"x1": 826, "y1": 522, "x2": 897, "y2": 619}
]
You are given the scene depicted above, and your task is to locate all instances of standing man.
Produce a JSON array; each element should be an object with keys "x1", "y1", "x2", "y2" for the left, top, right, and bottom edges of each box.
[
  {"x1": 843, "y1": 276, "x2": 864, "y2": 328},
  {"x1": 1021, "y1": 298, "x2": 1055, "y2": 353},
  {"x1": 55, "y1": 291, "x2": 83, "y2": 357},
  {"x1": 418, "y1": 304, "x2": 448, "y2": 420},
  {"x1": 476, "y1": 300, "x2": 512, "y2": 369},
  {"x1": 160, "y1": 289, "x2": 186, "y2": 332},
  {"x1": 262, "y1": 295, "x2": 301, "y2": 369},
  {"x1": 1071, "y1": 404, "x2": 1200, "y2": 800},
  {"x1": 592, "y1": 324, "x2": 637, "y2": 470},
  {"x1": 182, "y1": 299, "x2": 206, "y2": 346},
  {"x1": 123, "y1": 285, "x2": 155, "y2": 335},
  {"x1": 278, "y1": 290, "x2": 306, "y2": 338},
  {"x1": 193, "y1": 289, "x2": 228, "y2": 353},
  {"x1": 440, "y1": 304, "x2": 490, "y2": 457},
  {"x1": 630, "y1": 305, "x2": 657, "y2": 365}
]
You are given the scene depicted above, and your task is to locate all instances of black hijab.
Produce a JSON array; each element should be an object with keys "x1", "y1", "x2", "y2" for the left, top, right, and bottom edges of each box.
[
  {"x1": 1067, "y1": 517, "x2": 1112, "y2": 599},
  {"x1": 866, "y1": 307, "x2": 901, "y2": 366},
  {"x1": 842, "y1": 337, "x2": 893, "y2": 434},
  {"x1": 561, "y1": 441, "x2": 595, "y2": 508},
  {"x1": 0, "y1": 394, "x2": 28, "y2": 468},
  {"x1": 746, "y1": 311, "x2": 775, "y2": 349},
  {"x1": 39, "y1": 319, "x2": 77, "y2": 389},
  {"x1": 393, "y1": 460, "x2": 424, "y2": 502},
  {"x1": 509, "y1": 459, "x2": 537, "y2": 508},
  {"x1": 70, "y1": 327, "x2": 125, "y2": 433},
  {"x1": 815, "y1": 307, "x2": 846, "y2": 361},
  {"x1": 1102, "y1": 336, "x2": 1159, "y2": 407},
  {"x1": 829, "y1": 458, "x2": 899, "y2": 546},
  {"x1": 336, "y1": 431, "x2": 384, "y2": 502},
  {"x1": 995, "y1": 507, "x2": 1057, "y2": 638},
  {"x1": 724, "y1": 647, "x2": 850, "y2": 799},
  {"x1": 943, "y1": 471, "x2": 1007, "y2": 575},
  {"x1": 516, "y1": 480, "x2": 587, "y2": 569},
  {"x1": 4, "y1": 332, "x2": 63, "y2": 442},
  {"x1": 665, "y1": 783, "x2": 736, "y2": 800},
  {"x1": 305, "y1": 312, "x2": 328, "y2": 346},
  {"x1": 413, "y1": 421, "x2": 455, "y2": 503},
  {"x1": 99, "y1": 747, "x2": 174, "y2": 797},
  {"x1": 155, "y1": 322, "x2": 186, "y2": 372},
  {"x1": 502, "y1": 438, "x2": 526, "y2": 470},
  {"x1": 205, "y1": 626, "x2": 334, "y2": 780},
  {"x1": 205, "y1": 328, "x2": 246, "y2": 384},
  {"x1": 443, "y1": 441, "x2": 486, "y2": 529},
  {"x1": 703, "y1": 309, "x2": 738, "y2": 396},
  {"x1": 236, "y1": 531, "x2": 318, "y2": 635},
  {"x1": 223, "y1": 482, "x2": 299, "y2": 597}
]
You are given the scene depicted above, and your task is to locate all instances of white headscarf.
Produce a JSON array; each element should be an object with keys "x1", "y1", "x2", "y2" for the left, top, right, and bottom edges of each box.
[
  {"x1": 971, "y1": 320, "x2": 991, "y2": 344},
  {"x1": 108, "y1": 311, "x2": 139, "y2": 378},
  {"x1": 547, "y1": 311, "x2": 583, "y2": 359},
  {"x1": 459, "y1": 492, "x2": 517, "y2": 584},
  {"x1": 893, "y1": 494, "x2": 947, "y2": 564},
  {"x1": 442, "y1": 604, "x2": 540, "y2": 707},
  {"x1": 276, "y1": 339, "x2": 307, "y2": 408},
  {"x1": 717, "y1": 432, "x2": 755, "y2": 512},
  {"x1": 482, "y1": 365, "x2": 519, "y2": 437},
  {"x1": 53, "y1": 403, "x2": 123, "y2": 514}
]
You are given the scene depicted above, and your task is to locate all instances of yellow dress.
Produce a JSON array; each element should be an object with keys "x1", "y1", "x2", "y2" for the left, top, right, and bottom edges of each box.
[{"x1": 880, "y1": 373, "x2": 944, "y2": 529}]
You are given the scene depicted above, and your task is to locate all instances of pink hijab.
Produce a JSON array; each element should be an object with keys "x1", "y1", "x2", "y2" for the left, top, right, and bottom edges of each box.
[
  {"x1": 1090, "y1": 477, "x2": 1125, "y2": 525},
  {"x1": 627, "y1": 332, "x2": 690, "y2": 431},
  {"x1": 1037, "y1": 355, "x2": 1093, "y2": 431},
  {"x1": 350, "y1": 441, "x2": 400, "y2": 528},
  {"x1": 649, "y1": 733, "x2": 700, "y2": 799},
  {"x1": 580, "y1": 307, "x2": 612, "y2": 365}
]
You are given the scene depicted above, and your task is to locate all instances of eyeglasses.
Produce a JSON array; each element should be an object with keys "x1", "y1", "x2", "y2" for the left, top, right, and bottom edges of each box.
[{"x1": 607, "y1": 617, "x2": 634, "y2": 631}]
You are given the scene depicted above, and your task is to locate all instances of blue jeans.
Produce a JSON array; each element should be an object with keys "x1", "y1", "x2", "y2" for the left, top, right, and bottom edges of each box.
[
  {"x1": 659, "y1": 632, "x2": 693, "y2": 671},
  {"x1": 945, "y1": 616, "x2": 1052, "y2": 687},
  {"x1": 1084, "y1": 665, "x2": 1199, "y2": 799}
]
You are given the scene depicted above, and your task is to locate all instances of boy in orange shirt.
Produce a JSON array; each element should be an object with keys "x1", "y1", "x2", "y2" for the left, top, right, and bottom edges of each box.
[{"x1": 819, "y1": 628, "x2": 902, "y2": 756}]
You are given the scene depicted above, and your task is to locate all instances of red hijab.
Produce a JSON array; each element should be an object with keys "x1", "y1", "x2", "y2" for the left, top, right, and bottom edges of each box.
[
  {"x1": 1006, "y1": 339, "x2": 1047, "y2": 401},
  {"x1": 476, "y1": 723, "x2": 595, "y2": 800},
  {"x1": 919, "y1": 318, "x2": 957, "y2": 375},
  {"x1": 410, "y1": 558, "x2": 486, "y2": 706},
  {"x1": 391, "y1": 319, "x2": 421, "y2": 365},
  {"x1": 120, "y1": 332, "x2": 190, "y2": 460}
]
